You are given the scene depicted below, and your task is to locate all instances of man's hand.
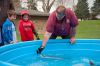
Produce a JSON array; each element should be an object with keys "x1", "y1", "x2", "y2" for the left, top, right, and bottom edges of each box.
[
  {"x1": 36, "y1": 31, "x2": 52, "y2": 54},
  {"x1": 70, "y1": 37, "x2": 75, "y2": 44},
  {"x1": 37, "y1": 46, "x2": 45, "y2": 54}
]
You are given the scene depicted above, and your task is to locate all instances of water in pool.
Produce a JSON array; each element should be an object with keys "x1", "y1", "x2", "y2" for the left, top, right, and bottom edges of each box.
[
  {"x1": 7, "y1": 49, "x2": 100, "y2": 66},
  {"x1": 0, "y1": 39, "x2": 100, "y2": 66}
]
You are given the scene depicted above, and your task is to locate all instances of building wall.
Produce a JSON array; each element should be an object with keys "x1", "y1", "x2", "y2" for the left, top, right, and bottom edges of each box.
[{"x1": 31, "y1": 16, "x2": 48, "y2": 34}]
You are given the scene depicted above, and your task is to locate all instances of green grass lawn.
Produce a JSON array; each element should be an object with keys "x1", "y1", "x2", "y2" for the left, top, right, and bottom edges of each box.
[
  {"x1": 76, "y1": 20, "x2": 100, "y2": 39},
  {"x1": 17, "y1": 20, "x2": 100, "y2": 41}
]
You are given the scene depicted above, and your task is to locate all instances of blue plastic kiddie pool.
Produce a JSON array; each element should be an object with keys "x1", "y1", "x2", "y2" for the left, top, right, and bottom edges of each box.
[{"x1": 0, "y1": 39, "x2": 100, "y2": 66}]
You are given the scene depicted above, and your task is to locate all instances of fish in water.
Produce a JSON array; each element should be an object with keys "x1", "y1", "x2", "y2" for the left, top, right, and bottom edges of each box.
[
  {"x1": 39, "y1": 54, "x2": 64, "y2": 60},
  {"x1": 89, "y1": 61, "x2": 95, "y2": 66}
]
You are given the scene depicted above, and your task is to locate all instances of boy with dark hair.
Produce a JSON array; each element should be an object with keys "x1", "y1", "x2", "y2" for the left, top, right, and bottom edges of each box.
[
  {"x1": 0, "y1": 0, "x2": 15, "y2": 46},
  {"x1": 2, "y1": 10, "x2": 17, "y2": 45}
]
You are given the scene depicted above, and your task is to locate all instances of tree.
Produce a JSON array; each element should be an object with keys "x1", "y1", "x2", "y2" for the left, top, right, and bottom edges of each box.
[
  {"x1": 55, "y1": 0, "x2": 71, "y2": 7},
  {"x1": 0, "y1": 0, "x2": 14, "y2": 26},
  {"x1": 12, "y1": 0, "x2": 21, "y2": 9},
  {"x1": 28, "y1": 0, "x2": 56, "y2": 12},
  {"x1": 75, "y1": 0, "x2": 90, "y2": 20},
  {"x1": 40, "y1": 0, "x2": 56, "y2": 13},
  {"x1": 91, "y1": 0, "x2": 100, "y2": 19},
  {"x1": 54, "y1": 0, "x2": 76, "y2": 10},
  {"x1": 28, "y1": 0, "x2": 38, "y2": 10}
]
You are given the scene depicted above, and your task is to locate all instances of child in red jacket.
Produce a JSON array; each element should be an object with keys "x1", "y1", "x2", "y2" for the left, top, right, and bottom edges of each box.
[{"x1": 18, "y1": 10, "x2": 40, "y2": 41}]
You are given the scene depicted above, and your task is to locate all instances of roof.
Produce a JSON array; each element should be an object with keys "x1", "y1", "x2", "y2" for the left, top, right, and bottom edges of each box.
[{"x1": 15, "y1": 8, "x2": 49, "y2": 17}]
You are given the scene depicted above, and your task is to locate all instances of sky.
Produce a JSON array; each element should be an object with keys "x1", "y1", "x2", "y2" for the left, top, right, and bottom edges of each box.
[{"x1": 21, "y1": 0, "x2": 95, "y2": 13}]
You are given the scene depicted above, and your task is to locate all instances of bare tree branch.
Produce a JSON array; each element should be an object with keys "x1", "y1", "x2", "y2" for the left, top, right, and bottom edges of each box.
[
  {"x1": 12, "y1": 0, "x2": 20, "y2": 9},
  {"x1": 47, "y1": 0, "x2": 50, "y2": 7},
  {"x1": 28, "y1": 0, "x2": 38, "y2": 10},
  {"x1": 42, "y1": 0, "x2": 46, "y2": 12},
  {"x1": 28, "y1": 0, "x2": 56, "y2": 12},
  {"x1": 49, "y1": 0, "x2": 55, "y2": 7},
  {"x1": 47, "y1": 0, "x2": 55, "y2": 12}
]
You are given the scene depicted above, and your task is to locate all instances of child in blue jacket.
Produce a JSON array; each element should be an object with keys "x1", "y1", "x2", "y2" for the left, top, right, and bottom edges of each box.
[{"x1": 2, "y1": 10, "x2": 17, "y2": 44}]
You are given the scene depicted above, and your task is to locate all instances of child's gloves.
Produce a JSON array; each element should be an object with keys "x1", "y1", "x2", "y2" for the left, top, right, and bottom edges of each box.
[
  {"x1": 70, "y1": 37, "x2": 75, "y2": 44},
  {"x1": 37, "y1": 37, "x2": 40, "y2": 40},
  {"x1": 36, "y1": 36, "x2": 40, "y2": 40},
  {"x1": 37, "y1": 47, "x2": 44, "y2": 54}
]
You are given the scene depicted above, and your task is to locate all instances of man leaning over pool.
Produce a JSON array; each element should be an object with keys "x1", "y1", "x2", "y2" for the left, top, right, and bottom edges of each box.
[{"x1": 37, "y1": 5, "x2": 78, "y2": 54}]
